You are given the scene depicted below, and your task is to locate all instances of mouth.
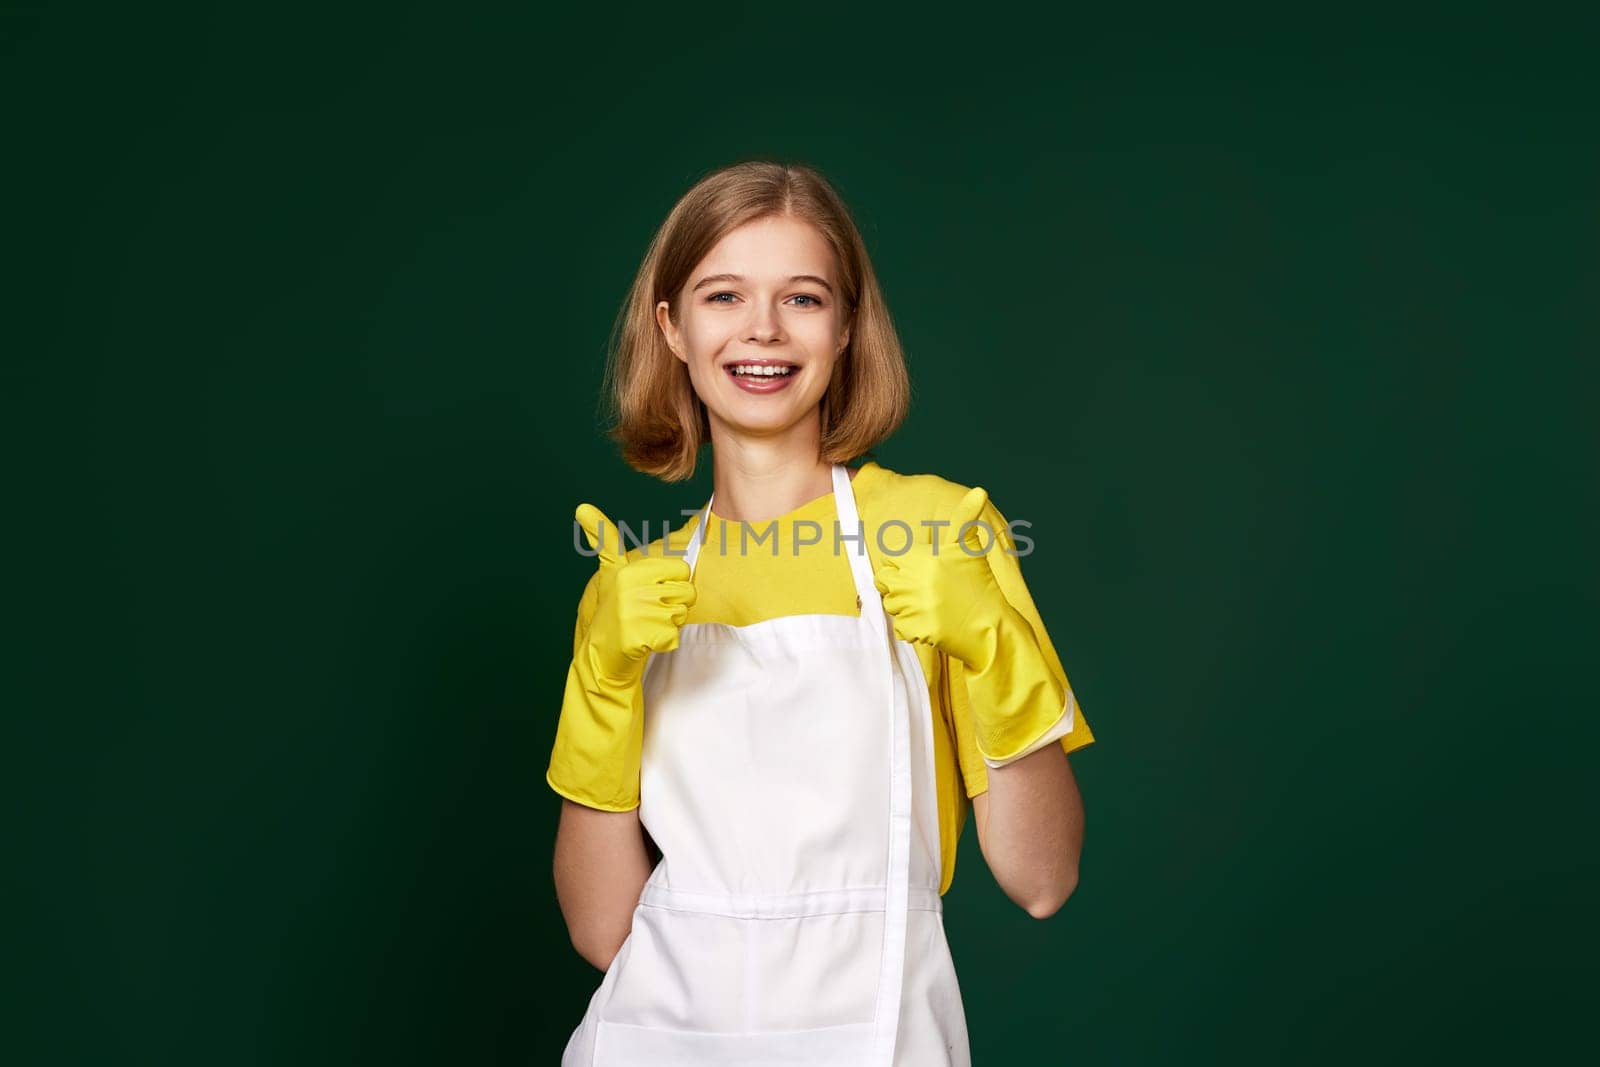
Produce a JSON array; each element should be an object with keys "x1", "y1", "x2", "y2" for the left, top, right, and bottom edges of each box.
[{"x1": 724, "y1": 358, "x2": 799, "y2": 394}]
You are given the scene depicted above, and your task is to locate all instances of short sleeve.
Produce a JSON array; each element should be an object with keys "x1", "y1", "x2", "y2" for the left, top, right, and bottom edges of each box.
[{"x1": 950, "y1": 493, "x2": 1095, "y2": 798}]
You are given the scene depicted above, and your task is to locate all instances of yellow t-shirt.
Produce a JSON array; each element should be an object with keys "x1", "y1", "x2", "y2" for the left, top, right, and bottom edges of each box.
[{"x1": 556, "y1": 459, "x2": 1096, "y2": 895}]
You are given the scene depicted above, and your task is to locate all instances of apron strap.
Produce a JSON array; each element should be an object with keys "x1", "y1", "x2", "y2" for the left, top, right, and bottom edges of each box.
[
  {"x1": 684, "y1": 493, "x2": 715, "y2": 578},
  {"x1": 831, "y1": 461, "x2": 888, "y2": 613}
]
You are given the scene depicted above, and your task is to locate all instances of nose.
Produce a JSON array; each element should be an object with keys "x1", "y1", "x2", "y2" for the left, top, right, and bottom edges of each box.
[{"x1": 743, "y1": 300, "x2": 785, "y2": 345}]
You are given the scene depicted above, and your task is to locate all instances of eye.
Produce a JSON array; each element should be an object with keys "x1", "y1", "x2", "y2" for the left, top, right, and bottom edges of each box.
[
  {"x1": 707, "y1": 292, "x2": 737, "y2": 304},
  {"x1": 790, "y1": 294, "x2": 824, "y2": 307}
]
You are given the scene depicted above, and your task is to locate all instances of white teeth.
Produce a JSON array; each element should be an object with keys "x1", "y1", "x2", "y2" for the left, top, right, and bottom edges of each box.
[{"x1": 730, "y1": 364, "x2": 794, "y2": 377}]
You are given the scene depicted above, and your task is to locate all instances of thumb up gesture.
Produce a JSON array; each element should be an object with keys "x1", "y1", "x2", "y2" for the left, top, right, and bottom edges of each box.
[
  {"x1": 574, "y1": 502, "x2": 697, "y2": 687},
  {"x1": 871, "y1": 486, "x2": 1009, "y2": 671}
]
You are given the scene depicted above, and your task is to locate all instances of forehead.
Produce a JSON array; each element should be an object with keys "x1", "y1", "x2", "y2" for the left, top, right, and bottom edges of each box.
[{"x1": 695, "y1": 215, "x2": 837, "y2": 279}]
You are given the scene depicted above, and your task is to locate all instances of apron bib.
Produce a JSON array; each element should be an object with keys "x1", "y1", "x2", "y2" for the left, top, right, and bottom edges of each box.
[{"x1": 562, "y1": 463, "x2": 970, "y2": 1066}]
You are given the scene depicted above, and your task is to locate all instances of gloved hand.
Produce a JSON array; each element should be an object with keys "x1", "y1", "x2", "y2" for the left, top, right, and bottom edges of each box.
[
  {"x1": 547, "y1": 502, "x2": 696, "y2": 811},
  {"x1": 872, "y1": 486, "x2": 1067, "y2": 765}
]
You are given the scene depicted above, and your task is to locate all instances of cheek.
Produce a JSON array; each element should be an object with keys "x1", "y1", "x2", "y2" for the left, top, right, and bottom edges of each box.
[
  {"x1": 682, "y1": 315, "x2": 736, "y2": 356},
  {"x1": 799, "y1": 316, "x2": 845, "y2": 351}
]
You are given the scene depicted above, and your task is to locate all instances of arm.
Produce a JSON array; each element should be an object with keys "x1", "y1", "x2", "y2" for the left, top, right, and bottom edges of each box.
[
  {"x1": 971, "y1": 746, "x2": 1084, "y2": 918},
  {"x1": 930, "y1": 490, "x2": 1096, "y2": 917},
  {"x1": 552, "y1": 799, "x2": 655, "y2": 971},
  {"x1": 547, "y1": 507, "x2": 693, "y2": 969}
]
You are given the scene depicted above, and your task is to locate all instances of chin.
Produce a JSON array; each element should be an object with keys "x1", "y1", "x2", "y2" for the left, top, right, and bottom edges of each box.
[
  {"x1": 712, "y1": 398, "x2": 815, "y2": 432},
  {"x1": 723, "y1": 412, "x2": 801, "y2": 435}
]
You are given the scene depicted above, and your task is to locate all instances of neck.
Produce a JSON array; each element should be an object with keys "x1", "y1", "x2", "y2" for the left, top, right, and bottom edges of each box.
[{"x1": 705, "y1": 419, "x2": 843, "y2": 524}]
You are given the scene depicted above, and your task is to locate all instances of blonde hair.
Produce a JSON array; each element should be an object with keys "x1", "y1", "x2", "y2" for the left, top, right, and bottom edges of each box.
[{"x1": 600, "y1": 159, "x2": 911, "y2": 481}]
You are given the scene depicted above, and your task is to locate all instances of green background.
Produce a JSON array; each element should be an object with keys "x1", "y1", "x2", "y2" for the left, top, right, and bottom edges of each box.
[{"x1": 7, "y1": 3, "x2": 1595, "y2": 1063}]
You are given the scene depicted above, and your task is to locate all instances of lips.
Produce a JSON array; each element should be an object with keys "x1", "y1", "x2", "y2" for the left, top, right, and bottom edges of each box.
[{"x1": 725, "y1": 358, "x2": 799, "y2": 393}]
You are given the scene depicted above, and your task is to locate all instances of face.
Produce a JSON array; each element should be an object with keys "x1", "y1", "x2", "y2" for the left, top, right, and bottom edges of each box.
[{"x1": 656, "y1": 214, "x2": 851, "y2": 442}]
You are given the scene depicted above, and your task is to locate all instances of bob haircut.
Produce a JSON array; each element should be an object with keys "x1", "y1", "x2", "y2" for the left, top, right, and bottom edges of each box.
[{"x1": 602, "y1": 159, "x2": 911, "y2": 482}]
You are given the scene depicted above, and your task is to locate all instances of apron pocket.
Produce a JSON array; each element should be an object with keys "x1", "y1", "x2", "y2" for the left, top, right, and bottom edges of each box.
[
  {"x1": 603, "y1": 903, "x2": 886, "y2": 1032},
  {"x1": 593, "y1": 1018, "x2": 875, "y2": 1066}
]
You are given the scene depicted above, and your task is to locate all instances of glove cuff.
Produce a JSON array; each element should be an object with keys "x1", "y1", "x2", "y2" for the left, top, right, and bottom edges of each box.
[
  {"x1": 546, "y1": 651, "x2": 646, "y2": 811},
  {"x1": 964, "y1": 608, "x2": 1071, "y2": 763}
]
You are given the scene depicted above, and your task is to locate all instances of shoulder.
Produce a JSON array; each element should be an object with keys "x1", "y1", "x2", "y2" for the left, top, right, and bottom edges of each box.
[
  {"x1": 855, "y1": 460, "x2": 1023, "y2": 553},
  {"x1": 855, "y1": 459, "x2": 1006, "y2": 524},
  {"x1": 853, "y1": 459, "x2": 977, "y2": 515}
]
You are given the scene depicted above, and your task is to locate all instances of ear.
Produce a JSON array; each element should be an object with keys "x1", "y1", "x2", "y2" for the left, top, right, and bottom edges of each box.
[
  {"x1": 656, "y1": 299, "x2": 687, "y2": 364},
  {"x1": 838, "y1": 320, "x2": 851, "y2": 353}
]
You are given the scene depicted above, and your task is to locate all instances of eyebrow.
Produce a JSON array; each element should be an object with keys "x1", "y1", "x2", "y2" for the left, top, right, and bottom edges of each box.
[{"x1": 691, "y1": 273, "x2": 835, "y2": 295}]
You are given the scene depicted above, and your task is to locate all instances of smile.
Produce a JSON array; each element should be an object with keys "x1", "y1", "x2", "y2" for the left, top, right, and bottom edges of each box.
[{"x1": 725, "y1": 360, "x2": 798, "y2": 393}]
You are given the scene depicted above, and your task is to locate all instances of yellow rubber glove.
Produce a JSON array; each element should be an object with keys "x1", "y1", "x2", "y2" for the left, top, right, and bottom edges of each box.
[
  {"x1": 872, "y1": 486, "x2": 1067, "y2": 765},
  {"x1": 546, "y1": 503, "x2": 696, "y2": 811}
]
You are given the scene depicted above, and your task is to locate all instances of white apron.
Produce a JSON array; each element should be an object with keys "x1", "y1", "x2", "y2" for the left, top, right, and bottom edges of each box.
[{"x1": 561, "y1": 462, "x2": 970, "y2": 1067}]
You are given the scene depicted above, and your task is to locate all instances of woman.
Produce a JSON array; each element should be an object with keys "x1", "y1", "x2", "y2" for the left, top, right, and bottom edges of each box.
[{"x1": 548, "y1": 160, "x2": 1095, "y2": 1066}]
